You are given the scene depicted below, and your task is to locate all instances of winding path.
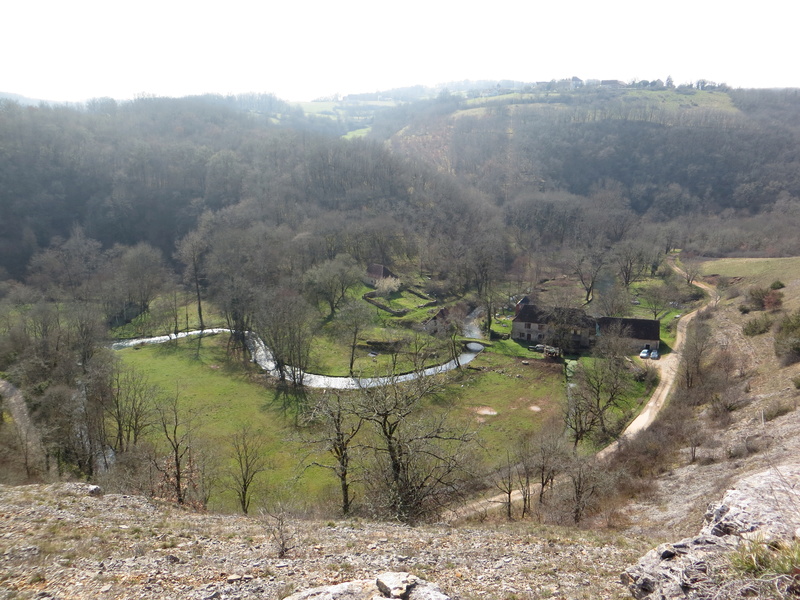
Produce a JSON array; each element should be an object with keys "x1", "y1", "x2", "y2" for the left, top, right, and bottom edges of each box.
[{"x1": 112, "y1": 328, "x2": 483, "y2": 389}]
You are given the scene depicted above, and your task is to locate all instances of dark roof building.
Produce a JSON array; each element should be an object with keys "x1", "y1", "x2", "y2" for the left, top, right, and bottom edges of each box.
[{"x1": 596, "y1": 317, "x2": 660, "y2": 341}]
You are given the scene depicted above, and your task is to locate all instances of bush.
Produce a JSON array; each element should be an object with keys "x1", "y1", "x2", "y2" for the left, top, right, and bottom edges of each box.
[
  {"x1": 764, "y1": 289, "x2": 784, "y2": 311},
  {"x1": 747, "y1": 286, "x2": 784, "y2": 311},
  {"x1": 763, "y1": 398, "x2": 795, "y2": 421},
  {"x1": 770, "y1": 280, "x2": 786, "y2": 290},
  {"x1": 697, "y1": 305, "x2": 716, "y2": 321},
  {"x1": 774, "y1": 310, "x2": 800, "y2": 366},
  {"x1": 742, "y1": 314, "x2": 772, "y2": 336}
]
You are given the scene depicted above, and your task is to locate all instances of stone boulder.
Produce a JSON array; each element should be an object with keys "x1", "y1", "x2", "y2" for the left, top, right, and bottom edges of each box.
[
  {"x1": 622, "y1": 464, "x2": 800, "y2": 600},
  {"x1": 283, "y1": 572, "x2": 449, "y2": 600}
]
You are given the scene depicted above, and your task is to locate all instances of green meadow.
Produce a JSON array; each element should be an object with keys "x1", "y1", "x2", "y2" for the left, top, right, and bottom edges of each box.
[{"x1": 117, "y1": 328, "x2": 568, "y2": 512}]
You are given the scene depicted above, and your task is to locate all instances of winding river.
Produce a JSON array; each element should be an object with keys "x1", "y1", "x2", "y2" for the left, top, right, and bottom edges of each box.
[{"x1": 112, "y1": 329, "x2": 483, "y2": 389}]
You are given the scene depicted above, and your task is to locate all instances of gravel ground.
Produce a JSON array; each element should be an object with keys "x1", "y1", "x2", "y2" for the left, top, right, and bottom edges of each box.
[{"x1": 0, "y1": 482, "x2": 654, "y2": 600}]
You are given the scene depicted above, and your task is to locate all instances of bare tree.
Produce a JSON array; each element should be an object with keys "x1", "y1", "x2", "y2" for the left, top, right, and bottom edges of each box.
[
  {"x1": 613, "y1": 241, "x2": 648, "y2": 288},
  {"x1": 115, "y1": 242, "x2": 169, "y2": 315},
  {"x1": 433, "y1": 304, "x2": 468, "y2": 370},
  {"x1": 570, "y1": 248, "x2": 605, "y2": 303},
  {"x1": 594, "y1": 284, "x2": 632, "y2": 318},
  {"x1": 565, "y1": 453, "x2": 606, "y2": 524},
  {"x1": 260, "y1": 504, "x2": 295, "y2": 558},
  {"x1": 681, "y1": 259, "x2": 702, "y2": 286},
  {"x1": 356, "y1": 373, "x2": 475, "y2": 523},
  {"x1": 572, "y1": 355, "x2": 631, "y2": 441},
  {"x1": 226, "y1": 423, "x2": 269, "y2": 514},
  {"x1": 524, "y1": 423, "x2": 570, "y2": 504},
  {"x1": 334, "y1": 301, "x2": 374, "y2": 376},
  {"x1": 680, "y1": 321, "x2": 713, "y2": 390},
  {"x1": 494, "y1": 450, "x2": 516, "y2": 520},
  {"x1": 304, "y1": 254, "x2": 362, "y2": 317},
  {"x1": 154, "y1": 388, "x2": 194, "y2": 505},
  {"x1": 563, "y1": 389, "x2": 598, "y2": 449},
  {"x1": 101, "y1": 363, "x2": 158, "y2": 454},
  {"x1": 175, "y1": 228, "x2": 209, "y2": 331},
  {"x1": 254, "y1": 289, "x2": 314, "y2": 385},
  {"x1": 639, "y1": 283, "x2": 675, "y2": 320},
  {"x1": 302, "y1": 391, "x2": 363, "y2": 516}
]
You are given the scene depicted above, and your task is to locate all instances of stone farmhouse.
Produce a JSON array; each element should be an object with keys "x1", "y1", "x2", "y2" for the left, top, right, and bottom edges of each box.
[
  {"x1": 512, "y1": 304, "x2": 596, "y2": 351},
  {"x1": 512, "y1": 301, "x2": 660, "y2": 353},
  {"x1": 363, "y1": 263, "x2": 397, "y2": 288}
]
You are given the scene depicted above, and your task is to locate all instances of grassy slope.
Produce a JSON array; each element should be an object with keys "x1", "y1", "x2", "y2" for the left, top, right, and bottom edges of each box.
[{"x1": 700, "y1": 256, "x2": 800, "y2": 312}]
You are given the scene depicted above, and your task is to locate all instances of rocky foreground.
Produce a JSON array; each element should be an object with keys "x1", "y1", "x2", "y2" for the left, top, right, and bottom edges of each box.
[
  {"x1": 0, "y1": 482, "x2": 653, "y2": 600},
  {"x1": 623, "y1": 464, "x2": 800, "y2": 599}
]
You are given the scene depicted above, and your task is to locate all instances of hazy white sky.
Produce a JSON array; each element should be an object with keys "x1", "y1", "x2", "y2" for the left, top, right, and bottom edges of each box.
[{"x1": 3, "y1": 0, "x2": 796, "y2": 103}]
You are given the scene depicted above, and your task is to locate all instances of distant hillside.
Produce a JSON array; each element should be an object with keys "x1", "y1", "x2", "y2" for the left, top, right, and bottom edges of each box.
[
  {"x1": 373, "y1": 87, "x2": 800, "y2": 217},
  {"x1": 0, "y1": 91, "x2": 48, "y2": 105}
]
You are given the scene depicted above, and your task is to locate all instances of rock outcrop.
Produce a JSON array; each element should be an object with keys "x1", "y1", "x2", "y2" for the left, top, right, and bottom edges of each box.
[
  {"x1": 622, "y1": 464, "x2": 800, "y2": 599},
  {"x1": 284, "y1": 572, "x2": 449, "y2": 600}
]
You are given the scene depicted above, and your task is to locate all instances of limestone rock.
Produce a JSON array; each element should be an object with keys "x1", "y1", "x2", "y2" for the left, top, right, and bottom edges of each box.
[
  {"x1": 283, "y1": 572, "x2": 449, "y2": 600},
  {"x1": 623, "y1": 464, "x2": 800, "y2": 599}
]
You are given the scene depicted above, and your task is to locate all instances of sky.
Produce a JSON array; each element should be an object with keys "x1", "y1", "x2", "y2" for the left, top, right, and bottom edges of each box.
[{"x1": 3, "y1": 0, "x2": 796, "y2": 103}]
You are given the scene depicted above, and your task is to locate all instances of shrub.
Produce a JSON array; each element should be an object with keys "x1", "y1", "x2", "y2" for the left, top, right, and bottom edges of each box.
[
  {"x1": 763, "y1": 398, "x2": 795, "y2": 421},
  {"x1": 770, "y1": 280, "x2": 786, "y2": 290},
  {"x1": 742, "y1": 314, "x2": 772, "y2": 336},
  {"x1": 747, "y1": 286, "x2": 769, "y2": 310},
  {"x1": 793, "y1": 375, "x2": 800, "y2": 390},
  {"x1": 764, "y1": 289, "x2": 784, "y2": 311},
  {"x1": 738, "y1": 304, "x2": 751, "y2": 315},
  {"x1": 774, "y1": 310, "x2": 800, "y2": 366}
]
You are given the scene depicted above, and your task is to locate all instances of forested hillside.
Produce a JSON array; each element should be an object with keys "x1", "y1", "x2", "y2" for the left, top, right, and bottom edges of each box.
[{"x1": 3, "y1": 86, "x2": 800, "y2": 281}]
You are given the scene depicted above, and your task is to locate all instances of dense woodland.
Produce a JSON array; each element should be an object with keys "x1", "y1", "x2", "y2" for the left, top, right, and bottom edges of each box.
[{"x1": 2, "y1": 83, "x2": 800, "y2": 521}]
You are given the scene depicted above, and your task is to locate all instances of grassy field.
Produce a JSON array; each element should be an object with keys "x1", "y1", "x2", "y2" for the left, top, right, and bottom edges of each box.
[
  {"x1": 454, "y1": 351, "x2": 565, "y2": 456},
  {"x1": 700, "y1": 256, "x2": 800, "y2": 284},
  {"x1": 118, "y1": 334, "x2": 334, "y2": 512},
  {"x1": 116, "y1": 330, "x2": 569, "y2": 512},
  {"x1": 700, "y1": 256, "x2": 800, "y2": 312}
]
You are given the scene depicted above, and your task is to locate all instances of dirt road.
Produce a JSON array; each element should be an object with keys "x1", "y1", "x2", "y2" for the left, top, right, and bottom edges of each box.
[{"x1": 446, "y1": 262, "x2": 719, "y2": 521}]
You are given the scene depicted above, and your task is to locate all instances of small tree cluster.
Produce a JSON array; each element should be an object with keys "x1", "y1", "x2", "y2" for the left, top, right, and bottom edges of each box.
[
  {"x1": 746, "y1": 286, "x2": 784, "y2": 312},
  {"x1": 301, "y1": 367, "x2": 475, "y2": 524}
]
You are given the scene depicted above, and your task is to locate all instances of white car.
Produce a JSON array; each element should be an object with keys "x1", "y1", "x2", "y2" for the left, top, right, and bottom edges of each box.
[{"x1": 639, "y1": 349, "x2": 650, "y2": 359}]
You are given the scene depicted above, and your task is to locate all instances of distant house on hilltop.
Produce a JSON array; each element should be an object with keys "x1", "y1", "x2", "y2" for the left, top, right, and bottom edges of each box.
[{"x1": 364, "y1": 263, "x2": 397, "y2": 288}]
